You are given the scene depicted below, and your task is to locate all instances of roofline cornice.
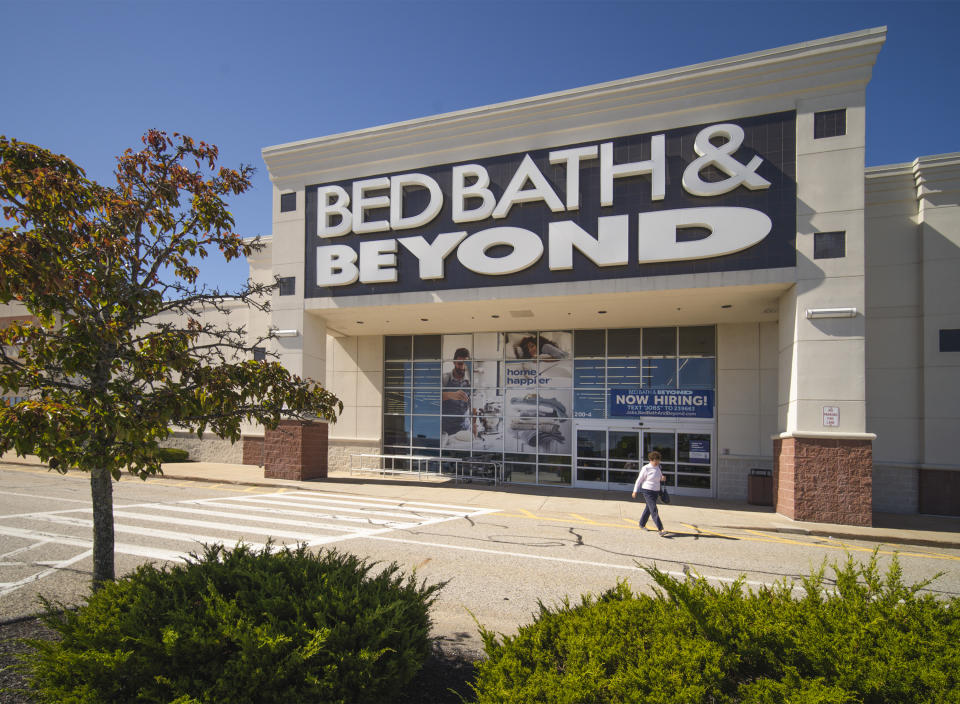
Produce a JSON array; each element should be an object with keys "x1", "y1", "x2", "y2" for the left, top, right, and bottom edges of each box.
[{"x1": 263, "y1": 27, "x2": 886, "y2": 184}]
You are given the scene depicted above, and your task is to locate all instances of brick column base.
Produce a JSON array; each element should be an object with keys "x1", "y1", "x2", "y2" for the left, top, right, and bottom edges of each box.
[
  {"x1": 774, "y1": 436, "x2": 873, "y2": 526},
  {"x1": 263, "y1": 421, "x2": 328, "y2": 481},
  {"x1": 242, "y1": 436, "x2": 264, "y2": 466}
]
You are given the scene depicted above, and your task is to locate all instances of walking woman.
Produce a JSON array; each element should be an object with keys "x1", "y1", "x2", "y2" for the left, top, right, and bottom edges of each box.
[{"x1": 631, "y1": 451, "x2": 668, "y2": 536}]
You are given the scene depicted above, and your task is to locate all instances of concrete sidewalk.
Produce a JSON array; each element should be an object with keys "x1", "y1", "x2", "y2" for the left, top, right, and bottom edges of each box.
[{"x1": 5, "y1": 455, "x2": 960, "y2": 549}]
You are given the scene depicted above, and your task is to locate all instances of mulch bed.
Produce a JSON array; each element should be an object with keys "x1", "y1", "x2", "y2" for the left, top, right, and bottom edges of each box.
[{"x1": 1, "y1": 616, "x2": 479, "y2": 703}]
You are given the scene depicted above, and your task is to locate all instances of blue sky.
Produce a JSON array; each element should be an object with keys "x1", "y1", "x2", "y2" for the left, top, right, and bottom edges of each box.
[{"x1": 3, "y1": 0, "x2": 957, "y2": 292}]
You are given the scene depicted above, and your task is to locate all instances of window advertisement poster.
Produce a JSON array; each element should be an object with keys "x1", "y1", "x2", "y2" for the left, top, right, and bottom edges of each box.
[
  {"x1": 472, "y1": 388, "x2": 504, "y2": 452},
  {"x1": 538, "y1": 418, "x2": 572, "y2": 455},
  {"x1": 609, "y1": 388, "x2": 715, "y2": 418},
  {"x1": 472, "y1": 360, "x2": 502, "y2": 388},
  {"x1": 687, "y1": 437, "x2": 711, "y2": 461}
]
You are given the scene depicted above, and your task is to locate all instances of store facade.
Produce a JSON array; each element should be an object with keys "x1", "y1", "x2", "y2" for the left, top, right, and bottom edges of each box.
[{"x1": 240, "y1": 27, "x2": 960, "y2": 526}]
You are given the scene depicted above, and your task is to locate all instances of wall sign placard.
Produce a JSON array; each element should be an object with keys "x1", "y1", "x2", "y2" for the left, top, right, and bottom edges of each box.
[
  {"x1": 305, "y1": 112, "x2": 796, "y2": 297},
  {"x1": 609, "y1": 389, "x2": 715, "y2": 419}
]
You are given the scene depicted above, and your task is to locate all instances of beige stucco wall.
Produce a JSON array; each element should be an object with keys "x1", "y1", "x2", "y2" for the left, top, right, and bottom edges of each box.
[
  {"x1": 781, "y1": 90, "x2": 868, "y2": 436},
  {"x1": 916, "y1": 156, "x2": 960, "y2": 468},
  {"x1": 716, "y1": 321, "x2": 778, "y2": 500}
]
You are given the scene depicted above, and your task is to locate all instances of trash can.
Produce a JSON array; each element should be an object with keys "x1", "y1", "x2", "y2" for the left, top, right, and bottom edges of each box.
[{"x1": 748, "y1": 468, "x2": 773, "y2": 506}]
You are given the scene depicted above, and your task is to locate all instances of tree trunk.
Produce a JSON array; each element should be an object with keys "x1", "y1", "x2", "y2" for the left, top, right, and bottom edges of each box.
[{"x1": 90, "y1": 467, "x2": 115, "y2": 589}]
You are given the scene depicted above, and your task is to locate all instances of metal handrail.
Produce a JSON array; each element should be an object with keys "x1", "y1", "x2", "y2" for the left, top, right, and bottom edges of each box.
[{"x1": 349, "y1": 453, "x2": 502, "y2": 484}]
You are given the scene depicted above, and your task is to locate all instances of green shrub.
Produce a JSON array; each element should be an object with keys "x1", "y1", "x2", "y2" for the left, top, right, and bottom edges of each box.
[
  {"x1": 20, "y1": 543, "x2": 444, "y2": 704},
  {"x1": 158, "y1": 446, "x2": 190, "y2": 462},
  {"x1": 470, "y1": 553, "x2": 959, "y2": 703}
]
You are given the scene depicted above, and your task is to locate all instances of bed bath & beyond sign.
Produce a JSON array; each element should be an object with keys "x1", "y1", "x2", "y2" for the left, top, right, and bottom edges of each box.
[{"x1": 305, "y1": 112, "x2": 796, "y2": 296}]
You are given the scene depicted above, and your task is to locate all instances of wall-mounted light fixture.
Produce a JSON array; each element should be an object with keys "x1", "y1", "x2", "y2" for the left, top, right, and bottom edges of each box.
[
  {"x1": 271, "y1": 328, "x2": 300, "y2": 337},
  {"x1": 805, "y1": 307, "x2": 857, "y2": 319}
]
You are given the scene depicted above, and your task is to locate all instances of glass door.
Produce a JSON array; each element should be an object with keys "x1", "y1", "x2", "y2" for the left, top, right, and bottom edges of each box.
[
  {"x1": 574, "y1": 425, "x2": 607, "y2": 487},
  {"x1": 575, "y1": 421, "x2": 714, "y2": 495}
]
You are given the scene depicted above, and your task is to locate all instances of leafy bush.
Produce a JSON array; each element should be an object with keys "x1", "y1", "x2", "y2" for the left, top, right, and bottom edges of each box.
[
  {"x1": 20, "y1": 544, "x2": 444, "y2": 704},
  {"x1": 470, "y1": 553, "x2": 959, "y2": 703},
  {"x1": 158, "y1": 447, "x2": 190, "y2": 462}
]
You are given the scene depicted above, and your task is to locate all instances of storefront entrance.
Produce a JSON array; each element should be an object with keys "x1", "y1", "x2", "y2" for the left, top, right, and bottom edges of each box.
[{"x1": 573, "y1": 420, "x2": 714, "y2": 496}]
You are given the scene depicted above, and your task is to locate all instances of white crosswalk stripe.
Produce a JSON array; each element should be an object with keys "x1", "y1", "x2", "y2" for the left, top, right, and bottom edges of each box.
[{"x1": 0, "y1": 489, "x2": 498, "y2": 596}]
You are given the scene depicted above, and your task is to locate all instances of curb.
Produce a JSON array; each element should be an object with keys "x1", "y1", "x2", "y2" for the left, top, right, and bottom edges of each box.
[{"x1": 162, "y1": 473, "x2": 960, "y2": 550}]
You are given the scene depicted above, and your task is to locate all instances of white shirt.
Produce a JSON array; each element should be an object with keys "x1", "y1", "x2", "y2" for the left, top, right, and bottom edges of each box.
[{"x1": 633, "y1": 462, "x2": 663, "y2": 492}]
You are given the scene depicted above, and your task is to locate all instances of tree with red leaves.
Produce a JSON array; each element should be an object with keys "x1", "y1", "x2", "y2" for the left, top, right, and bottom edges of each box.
[{"x1": 0, "y1": 131, "x2": 341, "y2": 587}]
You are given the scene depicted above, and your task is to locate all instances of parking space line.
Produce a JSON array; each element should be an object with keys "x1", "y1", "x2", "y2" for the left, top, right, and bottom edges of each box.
[{"x1": 0, "y1": 549, "x2": 92, "y2": 597}]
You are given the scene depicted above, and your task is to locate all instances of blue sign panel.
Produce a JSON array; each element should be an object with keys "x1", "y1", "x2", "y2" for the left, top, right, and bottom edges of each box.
[{"x1": 609, "y1": 389, "x2": 714, "y2": 419}]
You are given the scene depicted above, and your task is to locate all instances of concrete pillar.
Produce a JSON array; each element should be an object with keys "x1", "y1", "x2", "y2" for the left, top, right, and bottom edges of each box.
[{"x1": 774, "y1": 93, "x2": 875, "y2": 525}]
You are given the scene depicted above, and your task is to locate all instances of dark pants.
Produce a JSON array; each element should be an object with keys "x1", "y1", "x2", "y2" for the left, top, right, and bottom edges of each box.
[{"x1": 639, "y1": 488, "x2": 663, "y2": 530}]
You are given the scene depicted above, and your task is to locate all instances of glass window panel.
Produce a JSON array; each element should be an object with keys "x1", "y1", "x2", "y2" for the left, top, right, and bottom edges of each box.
[
  {"x1": 413, "y1": 361, "x2": 441, "y2": 387},
  {"x1": 678, "y1": 433, "x2": 711, "y2": 463},
  {"x1": 384, "y1": 336, "x2": 411, "y2": 360},
  {"x1": 412, "y1": 388, "x2": 440, "y2": 415},
  {"x1": 472, "y1": 388, "x2": 504, "y2": 415},
  {"x1": 505, "y1": 360, "x2": 538, "y2": 387},
  {"x1": 644, "y1": 432, "x2": 675, "y2": 462},
  {"x1": 538, "y1": 418, "x2": 571, "y2": 454},
  {"x1": 677, "y1": 474, "x2": 711, "y2": 489},
  {"x1": 576, "y1": 467, "x2": 605, "y2": 482},
  {"x1": 473, "y1": 360, "x2": 502, "y2": 388},
  {"x1": 609, "y1": 431, "x2": 639, "y2": 463},
  {"x1": 537, "y1": 331, "x2": 572, "y2": 359},
  {"x1": 538, "y1": 359, "x2": 573, "y2": 388},
  {"x1": 442, "y1": 334, "x2": 473, "y2": 359},
  {"x1": 576, "y1": 429, "x2": 606, "y2": 458},
  {"x1": 384, "y1": 362, "x2": 411, "y2": 388},
  {"x1": 472, "y1": 422, "x2": 503, "y2": 452},
  {"x1": 385, "y1": 456, "x2": 412, "y2": 470},
  {"x1": 660, "y1": 472, "x2": 676, "y2": 487},
  {"x1": 573, "y1": 390, "x2": 606, "y2": 418},
  {"x1": 413, "y1": 335, "x2": 441, "y2": 360},
  {"x1": 504, "y1": 452, "x2": 537, "y2": 464},
  {"x1": 440, "y1": 405, "x2": 472, "y2": 436},
  {"x1": 642, "y1": 327, "x2": 676, "y2": 356},
  {"x1": 382, "y1": 445, "x2": 408, "y2": 457},
  {"x1": 505, "y1": 400, "x2": 538, "y2": 452},
  {"x1": 609, "y1": 470, "x2": 638, "y2": 485},
  {"x1": 506, "y1": 422, "x2": 538, "y2": 453},
  {"x1": 473, "y1": 332, "x2": 502, "y2": 359},
  {"x1": 538, "y1": 389, "x2": 572, "y2": 418},
  {"x1": 607, "y1": 358, "x2": 643, "y2": 386},
  {"x1": 441, "y1": 422, "x2": 474, "y2": 450},
  {"x1": 538, "y1": 464, "x2": 571, "y2": 485},
  {"x1": 411, "y1": 415, "x2": 441, "y2": 448},
  {"x1": 383, "y1": 414, "x2": 411, "y2": 445},
  {"x1": 679, "y1": 326, "x2": 715, "y2": 356},
  {"x1": 385, "y1": 390, "x2": 410, "y2": 414},
  {"x1": 505, "y1": 332, "x2": 538, "y2": 359},
  {"x1": 574, "y1": 360, "x2": 605, "y2": 387},
  {"x1": 506, "y1": 389, "x2": 539, "y2": 416},
  {"x1": 505, "y1": 463, "x2": 536, "y2": 483},
  {"x1": 678, "y1": 358, "x2": 715, "y2": 389},
  {"x1": 540, "y1": 454, "x2": 571, "y2": 466},
  {"x1": 574, "y1": 329, "x2": 605, "y2": 357},
  {"x1": 607, "y1": 328, "x2": 641, "y2": 356},
  {"x1": 678, "y1": 464, "x2": 711, "y2": 475},
  {"x1": 644, "y1": 359, "x2": 677, "y2": 388},
  {"x1": 441, "y1": 360, "x2": 472, "y2": 387}
]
